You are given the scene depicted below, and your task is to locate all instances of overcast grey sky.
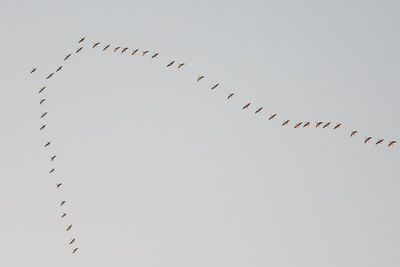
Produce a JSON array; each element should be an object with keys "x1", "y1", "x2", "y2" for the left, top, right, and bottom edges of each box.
[{"x1": 1, "y1": 0, "x2": 399, "y2": 266}]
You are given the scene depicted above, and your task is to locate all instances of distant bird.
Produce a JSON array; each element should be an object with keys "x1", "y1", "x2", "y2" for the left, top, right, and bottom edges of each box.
[
  {"x1": 78, "y1": 37, "x2": 85, "y2": 43},
  {"x1": 39, "y1": 99, "x2": 46, "y2": 105},
  {"x1": 103, "y1": 45, "x2": 110, "y2": 51},
  {"x1": 61, "y1": 213, "x2": 67, "y2": 218},
  {"x1": 31, "y1": 68, "x2": 37, "y2": 74},
  {"x1": 66, "y1": 224, "x2": 72, "y2": 231},
  {"x1": 131, "y1": 49, "x2": 138, "y2": 55},
  {"x1": 269, "y1": 114, "x2": 277, "y2": 120},
  {"x1": 334, "y1": 123, "x2": 342, "y2": 129},
  {"x1": 167, "y1": 61, "x2": 175, "y2": 67},
  {"x1": 39, "y1": 87, "x2": 46, "y2": 94},
  {"x1": 69, "y1": 238, "x2": 76, "y2": 245},
  {"x1": 294, "y1": 122, "x2": 302, "y2": 128},
  {"x1": 282, "y1": 120, "x2": 290, "y2": 126},
  {"x1": 197, "y1": 76, "x2": 204, "y2": 82},
  {"x1": 323, "y1": 122, "x2": 331, "y2": 128},
  {"x1": 44, "y1": 141, "x2": 51, "y2": 147},
  {"x1": 303, "y1": 122, "x2": 310, "y2": 127},
  {"x1": 60, "y1": 201, "x2": 66, "y2": 206},
  {"x1": 40, "y1": 112, "x2": 47, "y2": 118},
  {"x1": 49, "y1": 168, "x2": 55, "y2": 174},
  {"x1": 64, "y1": 54, "x2": 71, "y2": 61},
  {"x1": 364, "y1": 137, "x2": 372, "y2": 144},
  {"x1": 76, "y1": 47, "x2": 83, "y2": 53},
  {"x1": 46, "y1": 73, "x2": 54, "y2": 79},
  {"x1": 93, "y1": 42, "x2": 100, "y2": 48},
  {"x1": 211, "y1": 83, "x2": 219, "y2": 90},
  {"x1": 142, "y1": 50, "x2": 149, "y2": 56},
  {"x1": 72, "y1": 248, "x2": 78, "y2": 254},
  {"x1": 178, "y1": 63, "x2": 185, "y2": 69},
  {"x1": 227, "y1": 93, "x2": 234, "y2": 99},
  {"x1": 40, "y1": 125, "x2": 46, "y2": 131},
  {"x1": 56, "y1": 183, "x2": 62, "y2": 189},
  {"x1": 316, "y1": 122, "x2": 323, "y2": 128},
  {"x1": 388, "y1": 141, "x2": 397, "y2": 147},
  {"x1": 113, "y1": 47, "x2": 121, "y2": 52},
  {"x1": 51, "y1": 155, "x2": 57, "y2": 161},
  {"x1": 56, "y1": 66, "x2": 62, "y2": 72},
  {"x1": 242, "y1": 103, "x2": 251, "y2": 109},
  {"x1": 121, "y1": 47, "x2": 128, "y2": 53},
  {"x1": 151, "y1": 53, "x2": 159, "y2": 58},
  {"x1": 350, "y1": 131, "x2": 358, "y2": 137},
  {"x1": 376, "y1": 139, "x2": 384, "y2": 145},
  {"x1": 255, "y1": 107, "x2": 263, "y2": 114}
]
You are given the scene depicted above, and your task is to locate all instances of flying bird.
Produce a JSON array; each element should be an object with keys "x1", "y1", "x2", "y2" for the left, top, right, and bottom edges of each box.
[
  {"x1": 103, "y1": 45, "x2": 110, "y2": 51},
  {"x1": 49, "y1": 168, "x2": 55, "y2": 174},
  {"x1": 69, "y1": 238, "x2": 76, "y2": 245},
  {"x1": 56, "y1": 66, "x2": 62, "y2": 72},
  {"x1": 46, "y1": 73, "x2": 54, "y2": 79},
  {"x1": 61, "y1": 213, "x2": 67, "y2": 218},
  {"x1": 44, "y1": 141, "x2": 51, "y2": 147},
  {"x1": 242, "y1": 103, "x2": 251, "y2": 109},
  {"x1": 334, "y1": 123, "x2": 342, "y2": 129},
  {"x1": 316, "y1": 122, "x2": 323, "y2": 128},
  {"x1": 227, "y1": 93, "x2": 234, "y2": 99},
  {"x1": 376, "y1": 139, "x2": 384, "y2": 145},
  {"x1": 51, "y1": 155, "x2": 57, "y2": 161},
  {"x1": 211, "y1": 83, "x2": 219, "y2": 90},
  {"x1": 351, "y1": 131, "x2": 358, "y2": 137},
  {"x1": 294, "y1": 122, "x2": 302, "y2": 128},
  {"x1": 388, "y1": 141, "x2": 397, "y2": 147},
  {"x1": 255, "y1": 107, "x2": 263, "y2": 114},
  {"x1": 142, "y1": 50, "x2": 149, "y2": 56},
  {"x1": 303, "y1": 122, "x2": 310, "y2": 127},
  {"x1": 152, "y1": 53, "x2": 159, "y2": 58},
  {"x1": 64, "y1": 54, "x2": 71, "y2": 61},
  {"x1": 269, "y1": 114, "x2": 277, "y2": 120},
  {"x1": 323, "y1": 122, "x2": 331, "y2": 128},
  {"x1": 72, "y1": 248, "x2": 78, "y2": 254},
  {"x1": 60, "y1": 201, "x2": 66, "y2": 206},
  {"x1": 40, "y1": 125, "x2": 46, "y2": 131},
  {"x1": 131, "y1": 49, "x2": 138, "y2": 55},
  {"x1": 114, "y1": 47, "x2": 121, "y2": 52},
  {"x1": 78, "y1": 37, "x2": 85, "y2": 43},
  {"x1": 56, "y1": 183, "x2": 62, "y2": 189},
  {"x1": 66, "y1": 224, "x2": 72, "y2": 231},
  {"x1": 197, "y1": 76, "x2": 204, "y2": 82},
  {"x1": 40, "y1": 112, "x2": 47, "y2": 118},
  {"x1": 76, "y1": 47, "x2": 83, "y2": 53},
  {"x1": 39, "y1": 87, "x2": 46, "y2": 94},
  {"x1": 178, "y1": 63, "x2": 185, "y2": 69},
  {"x1": 121, "y1": 47, "x2": 128, "y2": 53},
  {"x1": 282, "y1": 120, "x2": 290, "y2": 126},
  {"x1": 30, "y1": 68, "x2": 37, "y2": 74},
  {"x1": 167, "y1": 61, "x2": 175, "y2": 67},
  {"x1": 39, "y1": 99, "x2": 46, "y2": 105},
  {"x1": 364, "y1": 137, "x2": 372, "y2": 144},
  {"x1": 93, "y1": 42, "x2": 100, "y2": 48}
]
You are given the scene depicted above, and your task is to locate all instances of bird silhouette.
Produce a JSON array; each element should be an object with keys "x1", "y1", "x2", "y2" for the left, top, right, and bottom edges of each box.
[
  {"x1": 56, "y1": 183, "x2": 62, "y2": 189},
  {"x1": 51, "y1": 155, "x2": 57, "y2": 161},
  {"x1": 167, "y1": 61, "x2": 175, "y2": 67},
  {"x1": 364, "y1": 137, "x2": 372, "y2": 144},
  {"x1": 49, "y1": 168, "x2": 55, "y2": 174},
  {"x1": 60, "y1": 201, "x2": 66, "y2": 206},
  {"x1": 303, "y1": 122, "x2": 310, "y2": 127},
  {"x1": 294, "y1": 122, "x2": 302, "y2": 128},
  {"x1": 93, "y1": 42, "x2": 100, "y2": 48},
  {"x1": 72, "y1": 248, "x2": 78, "y2": 254},
  {"x1": 211, "y1": 83, "x2": 219, "y2": 90},
  {"x1": 31, "y1": 68, "x2": 37, "y2": 74},
  {"x1": 388, "y1": 141, "x2": 397, "y2": 147},
  {"x1": 334, "y1": 123, "x2": 342, "y2": 129},
  {"x1": 40, "y1": 112, "x2": 47, "y2": 118},
  {"x1": 269, "y1": 114, "x2": 277, "y2": 120},
  {"x1": 114, "y1": 47, "x2": 121, "y2": 52},
  {"x1": 103, "y1": 45, "x2": 110, "y2": 51},
  {"x1": 56, "y1": 66, "x2": 62, "y2": 72},
  {"x1": 142, "y1": 50, "x2": 149, "y2": 56},
  {"x1": 61, "y1": 213, "x2": 67, "y2": 218},
  {"x1": 323, "y1": 122, "x2": 331, "y2": 128},
  {"x1": 40, "y1": 125, "x2": 46, "y2": 131},
  {"x1": 76, "y1": 47, "x2": 83, "y2": 53},
  {"x1": 152, "y1": 53, "x2": 159, "y2": 58},
  {"x1": 282, "y1": 120, "x2": 290, "y2": 126},
  {"x1": 255, "y1": 107, "x2": 263, "y2": 114},
  {"x1": 121, "y1": 47, "x2": 128, "y2": 53},
  {"x1": 351, "y1": 131, "x2": 358, "y2": 137},
  {"x1": 227, "y1": 93, "x2": 234, "y2": 99},
  {"x1": 39, "y1": 99, "x2": 46, "y2": 105},
  {"x1": 376, "y1": 139, "x2": 384, "y2": 145},
  {"x1": 242, "y1": 103, "x2": 251, "y2": 109},
  {"x1": 44, "y1": 141, "x2": 51, "y2": 147},
  {"x1": 131, "y1": 49, "x2": 139, "y2": 55},
  {"x1": 69, "y1": 238, "x2": 76, "y2": 245},
  {"x1": 39, "y1": 87, "x2": 46, "y2": 94},
  {"x1": 46, "y1": 73, "x2": 54, "y2": 79},
  {"x1": 78, "y1": 37, "x2": 85, "y2": 43},
  {"x1": 64, "y1": 54, "x2": 71, "y2": 61},
  {"x1": 197, "y1": 76, "x2": 204, "y2": 82},
  {"x1": 178, "y1": 63, "x2": 185, "y2": 69},
  {"x1": 316, "y1": 122, "x2": 323, "y2": 128},
  {"x1": 66, "y1": 224, "x2": 72, "y2": 231}
]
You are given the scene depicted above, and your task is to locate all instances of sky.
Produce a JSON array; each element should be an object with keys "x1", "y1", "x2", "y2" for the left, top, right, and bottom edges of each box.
[{"x1": 1, "y1": 0, "x2": 399, "y2": 266}]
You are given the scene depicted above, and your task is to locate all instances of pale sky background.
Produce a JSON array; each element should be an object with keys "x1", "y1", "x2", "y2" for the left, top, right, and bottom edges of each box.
[{"x1": 1, "y1": 0, "x2": 399, "y2": 266}]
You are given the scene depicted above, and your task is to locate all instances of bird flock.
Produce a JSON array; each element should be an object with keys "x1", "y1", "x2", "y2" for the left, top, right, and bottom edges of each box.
[{"x1": 30, "y1": 36, "x2": 397, "y2": 254}]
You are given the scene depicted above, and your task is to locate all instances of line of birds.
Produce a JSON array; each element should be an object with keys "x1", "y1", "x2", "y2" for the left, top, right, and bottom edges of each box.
[{"x1": 29, "y1": 35, "x2": 398, "y2": 253}]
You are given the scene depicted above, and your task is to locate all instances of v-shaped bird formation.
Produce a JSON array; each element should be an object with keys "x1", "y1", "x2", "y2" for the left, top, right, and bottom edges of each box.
[{"x1": 30, "y1": 36, "x2": 398, "y2": 255}]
